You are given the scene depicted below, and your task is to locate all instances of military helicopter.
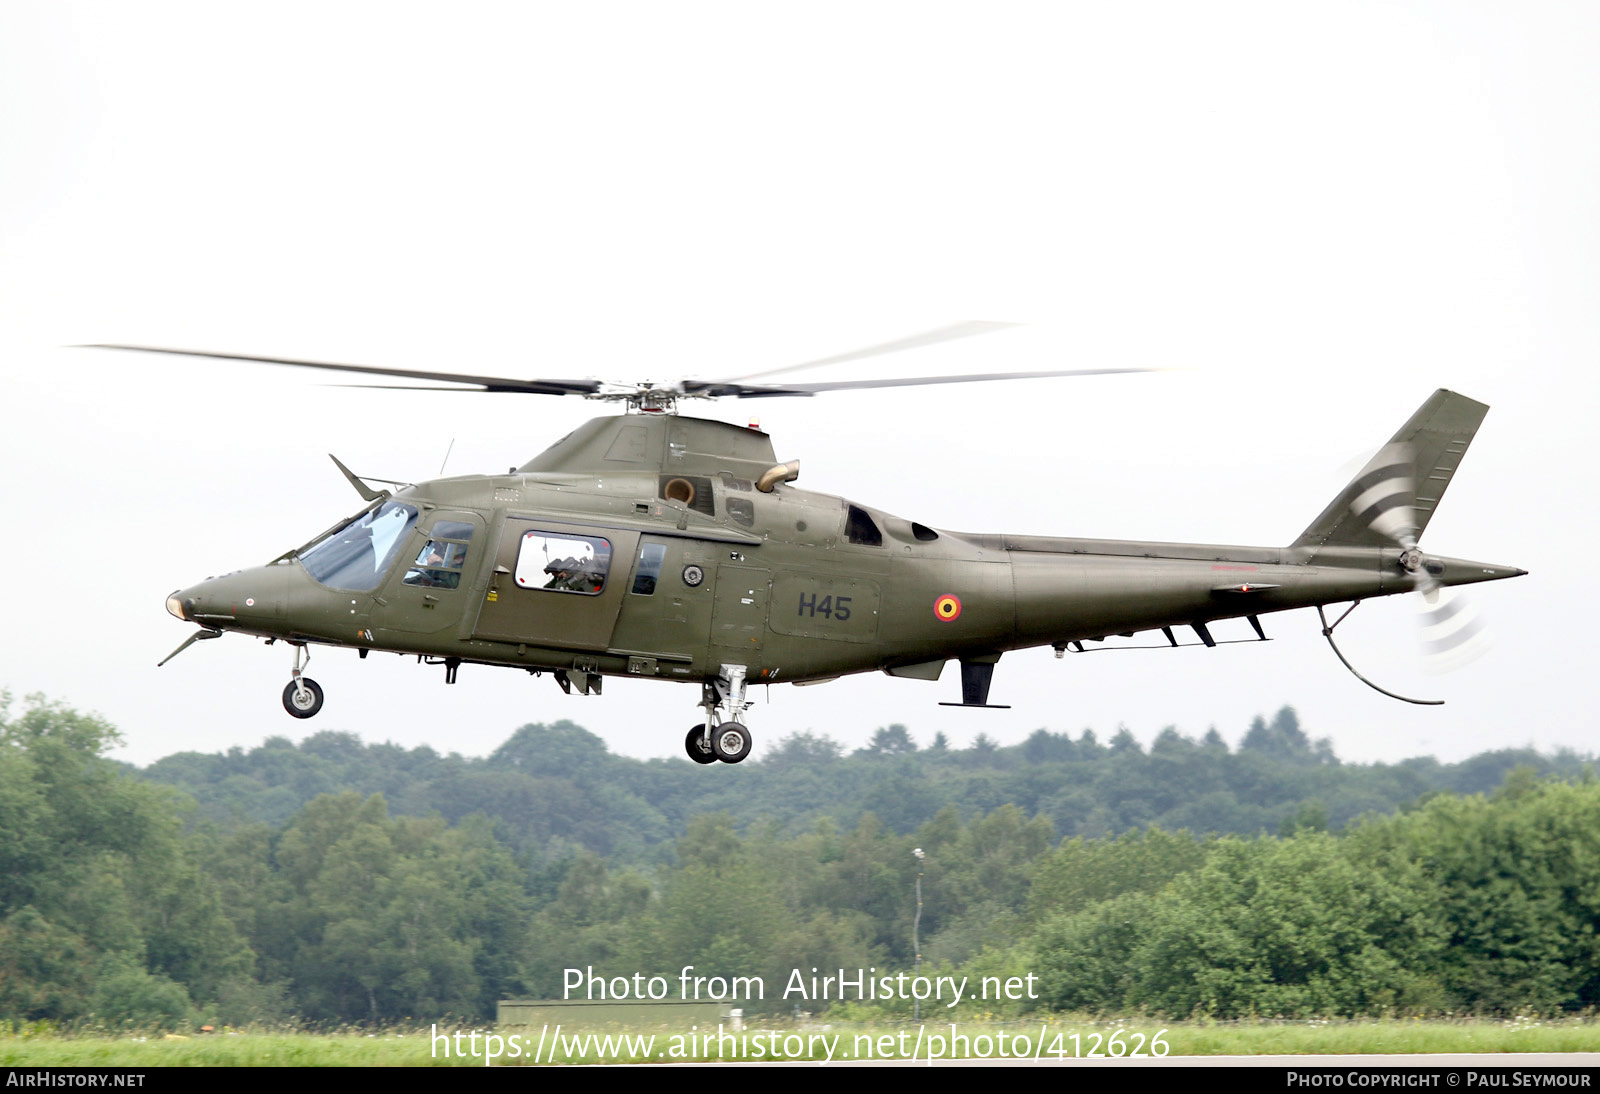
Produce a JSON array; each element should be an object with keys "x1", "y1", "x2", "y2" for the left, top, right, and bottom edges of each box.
[{"x1": 97, "y1": 326, "x2": 1526, "y2": 765}]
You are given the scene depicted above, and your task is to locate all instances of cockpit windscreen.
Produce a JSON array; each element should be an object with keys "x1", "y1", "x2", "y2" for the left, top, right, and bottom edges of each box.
[{"x1": 299, "y1": 500, "x2": 420, "y2": 591}]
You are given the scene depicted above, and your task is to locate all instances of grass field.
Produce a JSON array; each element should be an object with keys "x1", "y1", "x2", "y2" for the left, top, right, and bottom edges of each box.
[{"x1": 3, "y1": 1016, "x2": 1599, "y2": 1066}]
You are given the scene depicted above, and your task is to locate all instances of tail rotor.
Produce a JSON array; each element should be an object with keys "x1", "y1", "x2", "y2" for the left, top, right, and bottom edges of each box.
[
  {"x1": 1348, "y1": 442, "x2": 1492, "y2": 673},
  {"x1": 1416, "y1": 581, "x2": 1493, "y2": 674}
]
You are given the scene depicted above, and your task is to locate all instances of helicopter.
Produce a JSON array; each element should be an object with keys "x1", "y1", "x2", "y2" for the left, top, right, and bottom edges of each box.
[{"x1": 99, "y1": 326, "x2": 1526, "y2": 765}]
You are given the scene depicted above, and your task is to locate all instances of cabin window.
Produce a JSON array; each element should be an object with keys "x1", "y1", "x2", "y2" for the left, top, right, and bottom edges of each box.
[
  {"x1": 404, "y1": 522, "x2": 474, "y2": 589},
  {"x1": 515, "y1": 531, "x2": 612, "y2": 595},
  {"x1": 845, "y1": 504, "x2": 883, "y2": 547},
  {"x1": 299, "y1": 500, "x2": 419, "y2": 591},
  {"x1": 631, "y1": 542, "x2": 667, "y2": 594}
]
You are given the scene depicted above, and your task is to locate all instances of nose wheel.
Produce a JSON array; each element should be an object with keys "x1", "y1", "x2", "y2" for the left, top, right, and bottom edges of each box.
[
  {"x1": 281, "y1": 643, "x2": 324, "y2": 719},
  {"x1": 282, "y1": 678, "x2": 324, "y2": 719}
]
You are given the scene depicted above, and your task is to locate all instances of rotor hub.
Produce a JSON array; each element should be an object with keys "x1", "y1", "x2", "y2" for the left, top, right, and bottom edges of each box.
[{"x1": 631, "y1": 388, "x2": 678, "y2": 414}]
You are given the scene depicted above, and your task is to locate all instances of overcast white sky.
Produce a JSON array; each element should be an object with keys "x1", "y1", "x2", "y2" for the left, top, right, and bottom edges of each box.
[{"x1": 1, "y1": 2, "x2": 1592, "y2": 768}]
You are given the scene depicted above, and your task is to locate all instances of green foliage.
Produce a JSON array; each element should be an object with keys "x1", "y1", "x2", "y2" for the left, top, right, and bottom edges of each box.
[
  {"x1": 942, "y1": 804, "x2": 1054, "y2": 916},
  {"x1": 1027, "y1": 778, "x2": 1600, "y2": 1018},
  {"x1": 1027, "y1": 826, "x2": 1208, "y2": 922},
  {"x1": 1033, "y1": 833, "x2": 1447, "y2": 1017},
  {"x1": 136, "y1": 706, "x2": 1595, "y2": 862},
  {"x1": 491, "y1": 721, "x2": 614, "y2": 779},
  {"x1": 209, "y1": 976, "x2": 294, "y2": 1026},
  {"x1": 1136, "y1": 835, "x2": 1445, "y2": 1017},
  {"x1": 88, "y1": 956, "x2": 194, "y2": 1031},
  {"x1": 0, "y1": 693, "x2": 250, "y2": 1027},
  {"x1": 0, "y1": 908, "x2": 93, "y2": 1021},
  {"x1": 858, "y1": 725, "x2": 917, "y2": 756},
  {"x1": 1350, "y1": 779, "x2": 1600, "y2": 1013},
  {"x1": 13, "y1": 689, "x2": 1600, "y2": 1028},
  {"x1": 240, "y1": 793, "x2": 532, "y2": 1022},
  {"x1": 1279, "y1": 800, "x2": 1329, "y2": 837}
]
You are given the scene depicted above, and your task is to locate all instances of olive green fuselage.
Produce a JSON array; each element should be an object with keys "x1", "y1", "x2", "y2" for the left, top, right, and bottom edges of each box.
[{"x1": 170, "y1": 414, "x2": 1521, "y2": 693}]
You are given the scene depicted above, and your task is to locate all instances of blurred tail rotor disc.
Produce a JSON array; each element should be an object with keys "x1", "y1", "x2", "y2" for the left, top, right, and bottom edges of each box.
[
  {"x1": 1417, "y1": 583, "x2": 1493, "y2": 674},
  {"x1": 1348, "y1": 440, "x2": 1492, "y2": 674}
]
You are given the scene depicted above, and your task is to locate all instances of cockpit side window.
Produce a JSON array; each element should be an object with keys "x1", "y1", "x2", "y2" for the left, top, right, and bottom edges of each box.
[
  {"x1": 515, "y1": 531, "x2": 613, "y2": 595},
  {"x1": 845, "y1": 504, "x2": 883, "y2": 547},
  {"x1": 404, "y1": 520, "x2": 474, "y2": 589},
  {"x1": 299, "y1": 500, "x2": 420, "y2": 591}
]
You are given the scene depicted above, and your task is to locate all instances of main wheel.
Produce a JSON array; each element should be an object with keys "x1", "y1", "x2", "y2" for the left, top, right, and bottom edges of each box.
[
  {"x1": 684, "y1": 724, "x2": 717, "y2": 765},
  {"x1": 711, "y1": 721, "x2": 751, "y2": 764},
  {"x1": 282, "y1": 678, "x2": 324, "y2": 719}
]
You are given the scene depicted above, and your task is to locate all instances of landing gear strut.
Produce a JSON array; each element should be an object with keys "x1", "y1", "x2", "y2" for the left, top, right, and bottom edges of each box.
[
  {"x1": 684, "y1": 664, "x2": 754, "y2": 765},
  {"x1": 282, "y1": 643, "x2": 324, "y2": 719}
]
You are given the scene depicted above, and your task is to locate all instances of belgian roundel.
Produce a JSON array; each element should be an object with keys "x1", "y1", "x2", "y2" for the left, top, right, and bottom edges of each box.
[{"x1": 934, "y1": 594, "x2": 962, "y2": 622}]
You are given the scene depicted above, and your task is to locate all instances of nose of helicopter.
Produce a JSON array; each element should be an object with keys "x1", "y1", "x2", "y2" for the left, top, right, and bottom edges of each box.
[{"x1": 166, "y1": 564, "x2": 294, "y2": 634}]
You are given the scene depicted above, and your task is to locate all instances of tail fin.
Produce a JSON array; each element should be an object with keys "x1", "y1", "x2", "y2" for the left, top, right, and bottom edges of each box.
[{"x1": 1292, "y1": 389, "x2": 1489, "y2": 551}]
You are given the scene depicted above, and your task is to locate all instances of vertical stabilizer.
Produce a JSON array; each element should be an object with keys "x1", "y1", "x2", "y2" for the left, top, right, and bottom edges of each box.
[{"x1": 1292, "y1": 390, "x2": 1489, "y2": 551}]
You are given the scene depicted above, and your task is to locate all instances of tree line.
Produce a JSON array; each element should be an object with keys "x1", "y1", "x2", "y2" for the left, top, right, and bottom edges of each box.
[
  {"x1": 138, "y1": 705, "x2": 1585, "y2": 866},
  {"x1": 4, "y1": 690, "x2": 1597, "y2": 1028}
]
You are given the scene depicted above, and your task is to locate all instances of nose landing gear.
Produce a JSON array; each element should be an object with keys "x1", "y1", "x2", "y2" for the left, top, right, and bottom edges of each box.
[
  {"x1": 281, "y1": 644, "x2": 324, "y2": 719},
  {"x1": 683, "y1": 664, "x2": 754, "y2": 765},
  {"x1": 283, "y1": 678, "x2": 324, "y2": 718}
]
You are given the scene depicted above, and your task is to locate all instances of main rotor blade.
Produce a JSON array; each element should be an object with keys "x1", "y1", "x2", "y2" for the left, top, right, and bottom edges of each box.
[
  {"x1": 684, "y1": 366, "x2": 1161, "y2": 399},
  {"x1": 713, "y1": 321, "x2": 1021, "y2": 384},
  {"x1": 80, "y1": 344, "x2": 602, "y2": 396}
]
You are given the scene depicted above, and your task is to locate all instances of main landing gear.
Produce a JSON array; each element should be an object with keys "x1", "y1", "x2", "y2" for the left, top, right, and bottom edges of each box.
[
  {"x1": 684, "y1": 664, "x2": 753, "y2": 765},
  {"x1": 281, "y1": 643, "x2": 324, "y2": 719}
]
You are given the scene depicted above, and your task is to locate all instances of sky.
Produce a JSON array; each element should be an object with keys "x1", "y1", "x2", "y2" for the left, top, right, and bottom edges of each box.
[{"x1": 1, "y1": 2, "x2": 1593, "y2": 768}]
